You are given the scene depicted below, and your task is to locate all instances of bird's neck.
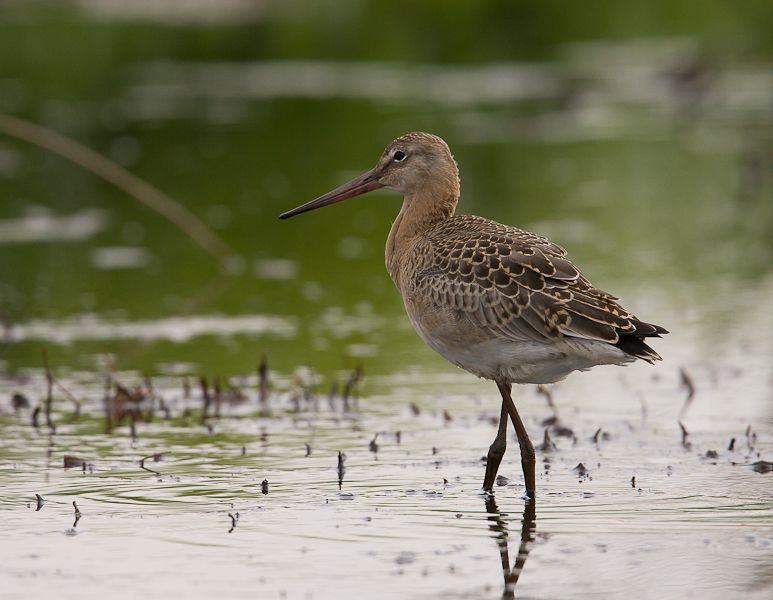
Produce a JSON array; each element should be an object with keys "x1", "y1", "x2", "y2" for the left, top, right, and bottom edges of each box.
[{"x1": 385, "y1": 181, "x2": 459, "y2": 285}]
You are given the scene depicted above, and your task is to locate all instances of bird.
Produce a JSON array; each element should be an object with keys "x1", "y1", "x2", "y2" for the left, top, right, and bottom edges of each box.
[{"x1": 280, "y1": 132, "x2": 667, "y2": 498}]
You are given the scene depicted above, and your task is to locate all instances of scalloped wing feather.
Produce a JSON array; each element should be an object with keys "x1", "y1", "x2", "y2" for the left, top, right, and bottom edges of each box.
[{"x1": 414, "y1": 215, "x2": 666, "y2": 360}]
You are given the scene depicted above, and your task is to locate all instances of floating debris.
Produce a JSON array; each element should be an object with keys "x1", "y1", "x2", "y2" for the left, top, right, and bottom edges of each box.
[
  {"x1": 409, "y1": 402, "x2": 421, "y2": 416},
  {"x1": 368, "y1": 434, "x2": 379, "y2": 454},
  {"x1": 443, "y1": 409, "x2": 453, "y2": 423},
  {"x1": 495, "y1": 475, "x2": 509, "y2": 486},
  {"x1": 751, "y1": 461, "x2": 772, "y2": 474},
  {"x1": 105, "y1": 381, "x2": 148, "y2": 435},
  {"x1": 552, "y1": 424, "x2": 574, "y2": 438},
  {"x1": 261, "y1": 479, "x2": 269, "y2": 495},
  {"x1": 11, "y1": 392, "x2": 30, "y2": 410},
  {"x1": 72, "y1": 501, "x2": 82, "y2": 527},
  {"x1": 304, "y1": 443, "x2": 312, "y2": 457},
  {"x1": 63, "y1": 455, "x2": 88, "y2": 470},
  {"x1": 34, "y1": 493, "x2": 44, "y2": 511},
  {"x1": 572, "y1": 463, "x2": 589, "y2": 477},
  {"x1": 705, "y1": 450, "x2": 719, "y2": 459}
]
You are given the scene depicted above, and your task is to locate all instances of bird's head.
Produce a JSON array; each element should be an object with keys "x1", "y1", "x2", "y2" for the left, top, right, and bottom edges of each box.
[{"x1": 279, "y1": 132, "x2": 459, "y2": 220}]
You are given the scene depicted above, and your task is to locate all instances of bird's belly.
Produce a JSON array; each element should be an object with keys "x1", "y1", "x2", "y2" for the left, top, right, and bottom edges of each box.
[{"x1": 404, "y1": 303, "x2": 632, "y2": 384}]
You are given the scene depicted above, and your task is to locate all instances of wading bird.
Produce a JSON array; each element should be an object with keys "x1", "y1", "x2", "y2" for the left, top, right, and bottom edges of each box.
[{"x1": 280, "y1": 132, "x2": 666, "y2": 498}]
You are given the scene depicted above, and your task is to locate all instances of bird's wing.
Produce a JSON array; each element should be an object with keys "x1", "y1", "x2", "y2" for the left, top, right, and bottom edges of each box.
[{"x1": 414, "y1": 215, "x2": 655, "y2": 346}]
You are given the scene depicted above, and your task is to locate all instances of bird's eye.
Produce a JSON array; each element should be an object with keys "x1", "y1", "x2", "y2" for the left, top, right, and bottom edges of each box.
[{"x1": 393, "y1": 150, "x2": 406, "y2": 162}]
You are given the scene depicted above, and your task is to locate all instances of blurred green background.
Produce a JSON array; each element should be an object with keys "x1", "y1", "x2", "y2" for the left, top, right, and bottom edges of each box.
[{"x1": 1, "y1": 0, "x2": 771, "y2": 377}]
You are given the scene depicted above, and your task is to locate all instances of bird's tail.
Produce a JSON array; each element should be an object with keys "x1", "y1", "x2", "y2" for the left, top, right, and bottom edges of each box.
[{"x1": 615, "y1": 320, "x2": 668, "y2": 363}]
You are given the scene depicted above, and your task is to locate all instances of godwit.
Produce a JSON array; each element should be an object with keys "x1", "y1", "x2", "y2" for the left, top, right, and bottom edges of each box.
[{"x1": 280, "y1": 132, "x2": 667, "y2": 498}]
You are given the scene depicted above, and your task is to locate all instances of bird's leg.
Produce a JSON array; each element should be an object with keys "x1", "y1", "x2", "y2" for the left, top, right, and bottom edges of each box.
[
  {"x1": 497, "y1": 382, "x2": 536, "y2": 498},
  {"x1": 482, "y1": 400, "x2": 509, "y2": 491}
]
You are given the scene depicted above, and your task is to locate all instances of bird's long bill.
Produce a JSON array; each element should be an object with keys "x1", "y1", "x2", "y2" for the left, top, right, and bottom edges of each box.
[{"x1": 279, "y1": 169, "x2": 383, "y2": 220}]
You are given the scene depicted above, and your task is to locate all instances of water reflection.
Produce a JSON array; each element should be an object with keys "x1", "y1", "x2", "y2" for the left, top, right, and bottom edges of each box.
[{"x1": 485, "y1": 496, "x2": 537, "y2": 599}]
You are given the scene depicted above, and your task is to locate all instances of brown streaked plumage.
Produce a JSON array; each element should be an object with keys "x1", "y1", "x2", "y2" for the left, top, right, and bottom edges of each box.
[{"x1": 280, "y1": 131, "x2": 667, "y2": 499}]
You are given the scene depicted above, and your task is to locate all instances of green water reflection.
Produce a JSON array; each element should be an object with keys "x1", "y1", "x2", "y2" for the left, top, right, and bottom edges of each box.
[{"x1": 0, "y1": 1, "x2": 771, "y2": 377}]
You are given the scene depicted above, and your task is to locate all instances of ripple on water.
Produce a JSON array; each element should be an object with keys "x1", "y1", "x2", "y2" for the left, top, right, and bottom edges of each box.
[{"x1": 0, "y1": 351, "x2": 771, "y2": 600}]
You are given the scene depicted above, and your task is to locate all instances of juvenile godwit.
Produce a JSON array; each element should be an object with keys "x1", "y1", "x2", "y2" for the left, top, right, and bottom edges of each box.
[{"x1": 280, "y1": 132, "x2": 667, "y2": 498}]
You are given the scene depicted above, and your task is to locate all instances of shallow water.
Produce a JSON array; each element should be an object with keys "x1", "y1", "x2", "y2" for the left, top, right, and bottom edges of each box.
[
  {"x1": 1, "y1": 3, "x2": 772, "y2": 598},
  {"x1": 1, "y1": 303, "x2": 771, "y2": 599}
]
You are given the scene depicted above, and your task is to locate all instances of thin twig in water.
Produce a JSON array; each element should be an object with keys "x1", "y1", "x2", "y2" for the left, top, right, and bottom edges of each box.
[
  {"x1": 200, "y1": 377, "x2": 211, "y2": 425},
  {"x1": 258, "y1": 355, "x2": 270, "y2": 406},
  {"x1": 342, "y1": 366, "x2": 363, "y2": 411},
  {"x1": 52, "y1": 379, "x2": 81, "y2": 418},
  {"x1": 213, "y1": 376, "x2": 222, "y2": 418},
  {"x1": 42, "y1": 348, "x2": 56, "y2": 434},
  {"x1": 337, "y1": 451, "x2": 346, "y2": 489},
  {"x1": 73, "y1": 501, "x2": 82, "y2": 527},
  {"x1": 536, "y1": 384, "x2": 557, "y2": 415},
  {"x1": 0, "y1": 112, "x2": 237, "y2": 262},
  {"x1": 678, "y1": 367, "x2": 695, "y2": 420},
  {"x1": 679, "y1": 421, "x2": 690, "y2": 447},
  {"x1": 127, "y1": 410, "x2": 138, "y2": 441},
  {"x1": 228, "y1": 512, "x2": 238, "y2": 533},
  {"x1": 139, "y1": 453, "x2": 166, "y2": 475}
]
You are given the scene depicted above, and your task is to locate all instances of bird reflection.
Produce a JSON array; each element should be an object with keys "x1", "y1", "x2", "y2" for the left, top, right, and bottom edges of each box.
[{"x1": 484, "y1": 496, "x2": 536, "y2": 598}]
